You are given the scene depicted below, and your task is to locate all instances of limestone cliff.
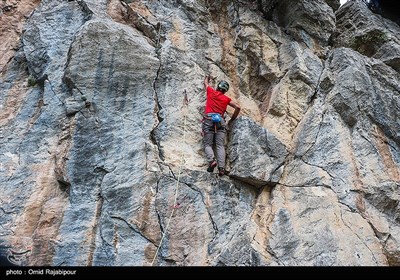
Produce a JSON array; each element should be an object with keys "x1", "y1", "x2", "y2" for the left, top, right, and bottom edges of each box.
[{"x1": 0, "y1": 0, "x2": 399, "y2": 266}]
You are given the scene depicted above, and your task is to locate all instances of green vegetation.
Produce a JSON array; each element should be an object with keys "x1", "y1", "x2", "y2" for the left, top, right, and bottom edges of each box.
[
  {"x1": 350, "y1": 29, "x2": 388, "y2": 57},
  {"x1": 27, "y1": 75, "x2": 36, "y2": 87}
]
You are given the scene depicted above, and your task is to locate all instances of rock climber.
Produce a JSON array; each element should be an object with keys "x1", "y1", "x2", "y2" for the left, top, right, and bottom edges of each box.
[{"x1": 202, "y1": 75, "x2": 241, "y2": 176}]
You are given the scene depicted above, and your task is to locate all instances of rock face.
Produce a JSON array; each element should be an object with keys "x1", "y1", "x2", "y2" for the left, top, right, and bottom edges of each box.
[{"x1": 0, "y1": 0, "x2": 399, "y2": 266}]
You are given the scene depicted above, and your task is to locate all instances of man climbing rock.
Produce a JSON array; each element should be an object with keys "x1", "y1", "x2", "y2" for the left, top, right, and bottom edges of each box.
[{"x1": 202, "y1": 75, "x2": 241, "y2": 176}]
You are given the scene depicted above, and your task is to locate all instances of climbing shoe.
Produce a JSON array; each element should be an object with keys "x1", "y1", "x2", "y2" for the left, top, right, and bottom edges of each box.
[
  {"x1": 218, "y1": 167, "x2": 225, "y2": 176},
  {"x1": 207, "y1": 160, "x2": 217, "y2": 172}
]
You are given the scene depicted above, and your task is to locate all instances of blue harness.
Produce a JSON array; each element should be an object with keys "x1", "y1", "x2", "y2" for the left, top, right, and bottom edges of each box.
[{"x1": 206, "y1": 113, "x2": 223, "y2": 132}]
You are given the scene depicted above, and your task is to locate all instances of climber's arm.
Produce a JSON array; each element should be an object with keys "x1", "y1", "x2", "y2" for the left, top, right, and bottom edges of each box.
[
  {"x1": 228, "y1": 100, "x2": 241, "y2": 125},
  {"x1": 204, "y1": 75, "x2": 210, "y2": 90}
]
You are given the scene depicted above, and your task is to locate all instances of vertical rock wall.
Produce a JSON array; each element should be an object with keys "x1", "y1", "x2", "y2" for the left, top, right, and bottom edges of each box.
[{"x1": 0, "y1": 0, "x2": 399, "y2": 266}]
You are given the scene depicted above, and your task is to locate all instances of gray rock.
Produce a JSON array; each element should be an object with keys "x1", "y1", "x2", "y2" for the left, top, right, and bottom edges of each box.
[
  {"x1": 374, "y1": 41, "x2": 400, "y2": 73},
  {"x1": 272, "y1": 0, "x2": 336, "y2": 48},
  {"x1": 0, "y1": 0, "x2": 399, "y2": 267},
  {"x1": 228, "y1": 116, "x2": 288, "y2": 187},
  {"x1": 334, "y1": 0, "x2": 400, "y2": 71}
]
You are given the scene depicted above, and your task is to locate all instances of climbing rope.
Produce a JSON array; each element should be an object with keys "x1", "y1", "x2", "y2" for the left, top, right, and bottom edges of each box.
[{"x1": 150, "y1": 90, "x2": 189, "y2": 266}]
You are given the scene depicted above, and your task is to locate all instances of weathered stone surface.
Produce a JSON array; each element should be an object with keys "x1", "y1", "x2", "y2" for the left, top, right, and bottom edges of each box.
[
  {"x1": 374, "y1": 41, "x2": 400, "y2": 72},
  {"x1": 334, "y1": 0, "x2": 400, "y2": 72},
  {"x1": 228, "y1": 116, "x2": 288, "y2": 187},
  {"x1": 325, "y1": 0, "x2": 340, "y2": 11},
  {"x1": 152, "y1": 171, "x2": 259, "y2": 266},
  {"x1": 267, "y1": 185, "x2": 388, "y2": 266},
  {"x1": 0, "y1": 0, "x2": 399, "y2": 267},
  {"x1": 288, "y1": 46, "x2": 400, "y2": 264},
  {"x1": 272, "y1": 0, "x2": 336, "y2": 48},
  {"x1": 0, "y1": 0, "x2": 40, "y2": 73},
  {"x1": 22, "y1": 0, "x2": 90, "y2": 81},
  {"x1": 52, "y1": 16, "x2": 160, "y2": 266}
]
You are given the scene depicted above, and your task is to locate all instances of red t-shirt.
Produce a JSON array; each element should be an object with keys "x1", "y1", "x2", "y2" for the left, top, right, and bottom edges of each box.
[{"x1": 204, "y1": 86, "x2": 231, "y2": 115}]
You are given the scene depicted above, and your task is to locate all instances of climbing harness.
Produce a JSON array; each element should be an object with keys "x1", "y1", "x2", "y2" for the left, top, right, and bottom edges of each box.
[
  {"x1": 204, "y1": 112, "x2": 223, "y2": 133},
  {"x1": 150, "y1": 90, "x2": 189, "y2": 266}
]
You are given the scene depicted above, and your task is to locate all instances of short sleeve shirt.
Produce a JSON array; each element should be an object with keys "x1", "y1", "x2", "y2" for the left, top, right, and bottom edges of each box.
[{"x1": 204, "y1": 86, "x2": 232, "y2": 115}]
